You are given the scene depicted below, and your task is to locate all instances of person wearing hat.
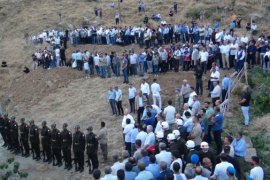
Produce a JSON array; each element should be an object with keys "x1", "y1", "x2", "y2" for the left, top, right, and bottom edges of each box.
[
  {"x1": 19, "y1": 118, "x2": 30, "y2": 157},
  {"x1": 10, "y1": 116, "x2": 20, "y2": 154},
  {"x1": 161, "y1": 121, "x2": 171, "y2": 145},
  {"x1": 29, "y1": 120, "x2": 41, "y2": 161},
  {"x1": 86, "y1": 125, "x2": 99, "y2": 174},
  {"x1": 185, "y1": 140, "x2": 199, "y2": 164},
  {"x1": 60, "y1": 123, "x2": 72, "y2": 170},
  {"x1": 199, "y1": 141, "x2": 216, "y2": 167},
  {"x1": 173, "y1": 129, "x2": 187, "y2": 158},
  {"x1": 73, "y1": 124, "x2": 85, "y2": 172},
  {"x1": 227, "y1": 166, "x2": 237, "y2": 180},
  {"x1": 167, "y1": 133, "x2": 179, "y2": 153},
  {"x1": 41, "y1": 120, "x2": 52, "y2": 163},
  {"x1": 154, "y1": 131, "x2": 165, "y2": 154},
  {"x1": 175, "y1": 115, "x2": 186, "y2": 140},
  {"x1": 51, "y1": 123, "x2": 62, "y2": 167},
  {"x1": 184, "y1": 154, "x2": 200, "y2": 179}
]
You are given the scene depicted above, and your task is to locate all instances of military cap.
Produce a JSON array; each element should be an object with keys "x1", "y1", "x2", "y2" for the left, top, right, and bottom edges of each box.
[
  {"x1": 42, "y1": 120, "x2": 47, "y2": 125},
  {"x1": 62, "y1": 123, "x2": 68, "y2": 128},
  {"x1": 87, "y1": 125, "x2": 93, "y2": 131},
  {"x1": 75, "y1": 124, "x2": 80, "y2": 129},
  {"x1": 51, "y1": 123, "x2": 56, "y2": 129},
  {"x1": 11, "y1": 116, "x2": 16, "y2": 121}
]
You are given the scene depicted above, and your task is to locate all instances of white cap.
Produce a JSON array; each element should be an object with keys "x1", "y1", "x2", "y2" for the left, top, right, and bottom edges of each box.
[
  {"x1": 156, "y1": 131, "x2": 164, "y2": 138},
  {"x1": 161, "y1": 121, "x2": 169, "y2": 129},
  {"x1": 167, "y1": 133, "x2": 176, "y2": 141},
  {"x1": 186, "y1": 140, "x2": 195, "y2": 149},
  {"x1": 172, "y1": 130, "x2": 180, "y2": 137},
  {"x1": 200, "y1": 141, "x2": 209, "y2": 148},
  {"x1": 175, "y1": 119, "x2": 183, "y2": 126}
]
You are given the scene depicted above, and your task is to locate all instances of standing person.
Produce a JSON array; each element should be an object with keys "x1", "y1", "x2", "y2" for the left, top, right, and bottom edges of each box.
[
  {"x1": 187, "y1": 115, "x2": 202, "y2": 150},
  {"x1": 19, "y1": 118, "x2": 30, "y2": 157},
  {"x1": 0, "y1": 114, "x2": 7, "y2": 147},
  {"x1": 221, "y1": 75, "x2": 230, "y2": 102},
  {"x1": 99, "y1": 53, "x2": 107, "y2": 79},
  {"x1": 10, "y1": 116, "x2": 20, "y2": 154},
  {"x1": 180, "y1": 79, "x2": 191, "y2": 104},
  {"x1": 123, "y1": 119, "x2": 134, "y2": 156},
  {"x1": 115, "y1": 86, "x2": 124, "y2": 116},
  {"x1": 211, "y1": 106, "x2": 224, "y2": 154},
  {"x1": 115, "y1": 12, "x2": 120, "y2": 25},
  {"x1": 194, "y1": 65, "x2": 203, "y2": 95},
  {"x1": 51, "y1": 123, "x2": 62, "y2": 167},
  {"x1": 246, "y1": 41, "x2": 257, "y2": 68},
  {"x1": 29, "y1": 120, "x2": 41, "y2": 161},
  {"x1": 239, "y1": 85, "x2": 251, "y2": 126},
  {"x1": 235, "y1": 45, "x2": 246, "y2": 73},
  {"x1": 94, "y1": 53, "x2": 100, "y2": 75},
  {"x1": 249, "y1": 156, "x2": 264, "y2": 180},
  {"x1": 210, "y1": 81, "x2": 221, "y2": 106},
  {"x1": 41, "y1": 121, "x2": 52, "y2": 163},
  {"x1": 107, "y1": 87, "x2": 117, "y2": 115},
  {"x1": 151, "y1": 79, "x2": 162, "y2": 109},
  {"x1": 220, "y1": 41, "x2": 230, "y2": 70},
  {"x1": 163, "y1": 100, "x2": 176, "y2": 130},
  {"x1": 135, "y1": 90, "x2": 147, "y2": 124},
  {"x1": 105, "y1": 53, "x2": 111, "y2": 78},
  {"x1": 73, "y1": 125, "x2": 85, "y2": 172},
  {"x1": 60, "y1": 123, "x2": 72, "y2": 170},
  {"x1": 199, "y1": 47, "x2": 209, "y2": 74},
  {"x1": 204, "y1": 101, "x2": 214, "y2": 145},
  {"x1": 3, "y1": 114, "x2": 11, "y2": 149},
  {"x1": 232, "y1": 132, "x2": 247, "y2": 180},
  {"x1": 97, "y1": 121, "x2": 108, "y2": 161},
  {"x1": 128, "y1": 84, "x2": 137, "y2": 113},
  {"x1": 86, "y1": 125, "x2": 99, "y2": 174},
  {"x1": 112, "y1": 52, "x2": 121, "y2": 78},
  {"x1": 140, "y1": 79, "x2": 150, "y2": 101},
  {"x1": 122, "y1": 54, "x2": 129, "y2": 84}
]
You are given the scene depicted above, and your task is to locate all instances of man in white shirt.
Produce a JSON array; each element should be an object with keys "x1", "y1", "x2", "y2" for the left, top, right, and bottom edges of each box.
[
  {"x1": 199, "y1": 47, "x2": 209, "y2": 74},
  {"x1": 111, "y1": 155, "x2": 125, "y2": 176},
  {"x1": 209, "y1": 65, "x2": 220, "y2": 93},
  {"x1": 136, "y1": 125, "x2": 147, "y2": 147},
  {"x1": 128, "y1": 84, "x2": 137, "y2": 113},
  {"x1": 220, "y1": 41, "x2": 231, "y2": 70},
  {"x1": 123, "y1": 119, "x2": 134, "y2": 156},
  {"x1": 155, "y1": 142, "x2": 172, "y2": 166},
  {"x1": 143, "y1": 125, "x2": 155, "y2": 150},
  {"x1": 163, "y1": 100, "x2": 176, "y2": 130},
  {"x1": 151, "y1": 79, "x2": 162, "y2": 109},
  {"x1": 122, "y1": 108, "x2": 135, "y2": 129},
  {"x1": 115, "y1": 86, "x2": 124, "y2": 116},
  {"x1": 211, "y1": 154, "x2": 234, "y2": 180},
  {"x1": 249, "y1": 156, "x2": 264, "y2": 180},
  {"x1": 140, "y1": 79, "x2": 150, "y2": 101},
  {"x1": 101, "y1": 166, "x2": 117, "y2": 180},
  {"x1": 229, "y1": 41, "x2": 239, "y2": 68},
  {"x1": 188, "y1": 87, "x2": 197, "y2": 108},
  {"x1": 211, "y1": 82, "x2": 221, "y2": 106},
  {"x1": 130, "y1": 53, "x2": 138, "y2": 76}
]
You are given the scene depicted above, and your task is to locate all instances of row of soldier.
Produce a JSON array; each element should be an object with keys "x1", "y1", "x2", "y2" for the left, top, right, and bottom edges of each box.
[{"x1": 0, "y1": 114, "x2": 102, "y2": 174}]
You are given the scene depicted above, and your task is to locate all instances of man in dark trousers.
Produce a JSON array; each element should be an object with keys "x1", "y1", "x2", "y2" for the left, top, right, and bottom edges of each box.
[
  {"x1": 73, "y1": 125, "x2": 85, "y2": 172},
  {"x1": 51, "y1": 123, "x2": 62, "y2": 167},
  {"x1": 19, "y1": 118, "x2": 30, "y2": 157},
  {"x1": 10, "y1": 116, "x2": 20, "y2": 154},
  {"x1": 41, "y1": 121, "x2": 52, "y2": 163},
  {"x1": 3, "y1": 113, "x2": 11, "y2": 149},
  {"x1": 29, "y1": 120, "x2": 41, "y2": 161},
  {"x1": 86, "y1": 125, "x2": 99, "y2": 174},
  {"x1": 0, "y1": 113, "x2": 7, "y2": 147},
  {"x1": 60, "y1": 123, "x2": 72, "y2": 170}
]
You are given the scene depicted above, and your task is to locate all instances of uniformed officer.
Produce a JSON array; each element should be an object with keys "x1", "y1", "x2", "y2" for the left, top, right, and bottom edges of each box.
[
  {"x1": 10, "y1": 116, "x2": 20, "y2": 154},
  {"x1": 41, "y1": 121, "x2": 52, "y2": 163},
  {"x1": 86, "y1": 125, "x2": 99, "y2": 174},
  {"x1": 51, "y1": 123, "x2": 62, "y2": 167},
  {"x1": 73, "y1": 125, "x2": 85, "y2": 173},
  {"x1": 3, "y1": 113, "x2": 11, "y2": 149},
  {"x1": 19, "y1": 118, "x2": 30, "y2": 157},
  {"x1": 0, "y1": 113, "x2": 7, "y2": 147},
  {"x1": 29, "y1": 120, "x2": 41, "y2": 161},
  {"x1": 60, "y1": 123, "x2": 72, "y2": 170}
]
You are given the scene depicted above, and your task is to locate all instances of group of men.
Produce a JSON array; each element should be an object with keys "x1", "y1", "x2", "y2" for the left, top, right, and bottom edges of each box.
[{"x1": 0, "y1": 114, "x2": 108, "y2": 174}]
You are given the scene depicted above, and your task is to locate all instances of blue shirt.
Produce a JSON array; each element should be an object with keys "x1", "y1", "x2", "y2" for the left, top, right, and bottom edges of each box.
[
  {"x1": 107, "y1": 90, "x2": 116, "y2": 100},
  {"x1": 212, "y1": 113, "x2": 224, "y2": 131},
  {"x1": 135, "y1": 170, "x2": 154, "y2": 180},
  {"x1": 230, "y1": 21, "x2": 236, "y2": 29},
  {"x1": 143, "y1": 117, "x2": 156, "y2": 128},
  {"x1": 139, "y1": 156, "x2": 150, "y2": 167},
  {"x1": 146, "y1": 163, "x2": 160, "y2": 179},
  {"x1": 232, "y1": 138, "x2": 246, "y2": 157},
  {"x1": 138, "y1": 54, "x2": 146, "y2": 63},
  {"x1": 130, "y1": 128, "x2": 139, "y2": 144},
  {"x1": 141, "y1": 109, "x2": 157, "y2": 121},
  {"x1": 125, "y1": 171, "x2": 137, "y2": 180},
  {"x1": 222, "y1": 77, "x2": 230, "y2": 90}
]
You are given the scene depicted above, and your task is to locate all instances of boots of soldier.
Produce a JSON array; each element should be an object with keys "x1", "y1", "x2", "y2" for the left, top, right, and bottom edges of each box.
[
  {"x1": 24, "y1": 152, "x2": 30, "y2": 158},
  {"x1": 67, "y1": 164, "x2": 72, "y2": 171},
  {"x1": 57, "y1": 161, "x2": 62, "y2": 167},
  {"x1": 75, "y1": 164, "x2": 79, "y2": 172},
  {"x1": 80, "y1": 167, "x2": 84, "y2": 173},
  {"x1": 64, "y1": 162, "x2": 68, "y2": 169}
]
